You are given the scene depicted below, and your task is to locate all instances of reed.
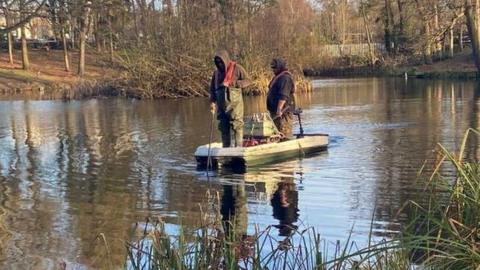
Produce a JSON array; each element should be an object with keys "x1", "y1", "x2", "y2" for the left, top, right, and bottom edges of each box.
[
  {"x1": 115, "y1": 49, "x2": 312, "y2": 99},
  {"x1": 399, "y1": 128, "x2": 480, "y2": 269},
  {"x1": 125, "y1": 192, "x2": 409, "y2": 270},
  {"x1": 125, "y1": 219, "x2": 414, "y2": 270}
]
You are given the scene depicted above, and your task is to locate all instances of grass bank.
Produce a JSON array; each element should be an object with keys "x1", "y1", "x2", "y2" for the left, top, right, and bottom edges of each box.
[
  {"x1": 0, "y1": 49, "x2": 119, "y2": 100},
  {"x1": 117, "y1": 129, "x2": 480, "y2": 270},
  {"x1": 304, "y1": 50, "x2": 479, "y2": 80}
]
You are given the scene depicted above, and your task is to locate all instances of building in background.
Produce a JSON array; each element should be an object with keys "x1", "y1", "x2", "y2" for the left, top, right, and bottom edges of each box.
[{"x1": 0, "y1": 16, "x2": 53, "y2": 40}]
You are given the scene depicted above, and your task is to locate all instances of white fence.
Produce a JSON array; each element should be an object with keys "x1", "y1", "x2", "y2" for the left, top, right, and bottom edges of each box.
[{"x1": 317, "y1": 43, "x2": 386, "y2": 58}]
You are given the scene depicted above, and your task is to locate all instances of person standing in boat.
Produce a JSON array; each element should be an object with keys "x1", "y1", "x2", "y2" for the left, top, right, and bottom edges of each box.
[
  {"x1": 210, "y1": 50, "x2": 251, "y2": 147},
  {"x1": 266, "y1": 58, "x2": 295, "y2": 139}
]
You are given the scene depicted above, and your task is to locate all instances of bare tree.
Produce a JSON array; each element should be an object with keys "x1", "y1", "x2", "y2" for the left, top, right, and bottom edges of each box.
[
  {"x1": 48, "y1": 0, "x2": 71, "y2": 71},
  {"x1": 465, "y1": 0, "x2": 480, "y2": 70},
  {"x1": 0, "y1": 0, "x2": 47, "y2": 34},
  {"x1": 1, "y1": 0, "x2": 48, "y2": 70},
  {"x1": 0, "y1": 0, "x2": 15, "y2": 64},
  {"x1": 77, "y1": 0, "x2": 91, "y2": 76}
]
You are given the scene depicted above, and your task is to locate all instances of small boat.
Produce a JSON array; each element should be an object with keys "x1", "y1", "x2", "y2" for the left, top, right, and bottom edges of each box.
[{"x1": 195, "y1": 133, "x2": 328, "y2": 168}]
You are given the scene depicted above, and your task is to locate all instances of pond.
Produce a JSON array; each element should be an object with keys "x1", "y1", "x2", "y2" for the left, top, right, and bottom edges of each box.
[{"x1": 0, "y1": 77, "x2": 478, "y2": 268}]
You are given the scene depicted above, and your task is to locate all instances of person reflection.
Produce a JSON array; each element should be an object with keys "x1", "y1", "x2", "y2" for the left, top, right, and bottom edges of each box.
[
  {"x1": 270, "y1": 178, "x2": 299, "y2": 236},
  {"x1": 220, "y1": 183, "x2": 248, "y2": 240}
]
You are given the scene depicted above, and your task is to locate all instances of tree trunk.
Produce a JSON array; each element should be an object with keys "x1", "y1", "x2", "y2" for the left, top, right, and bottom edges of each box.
[
  {"x1": 5, "y1": 14, "x2": 14, "y2": 65},
  {"x1": 449, "y1": 27, "x2": 454, "y2": 58},
  {"x1": 78, "y1": 33, "x2": 86, "y2": 76},
  {"x1": 7, "y1": 31, "x2": 14, "y2": 65},
  {"x1": 361, "y1": 2, "x2": 376, "y2": 66},
  {"x1": 109, "y1": 17, "x2": 114, "y2": 64},
  {"x1": 62, "y1": 28, "x2": 70, "y2": 72},
  {"x1": 132, "y1": 0, "x2": 140, "y2": 42},
  {"x1": 70, "y1": 24, "x2": 75, "y2": 50},
  {"x1": 396, "y1": 0, "x2": 405, "y2": 50},
  {"x1": 137, "y1": 0, "x2": 148, "y2": 43},
  {"x1": 424, "y1": 21, "x2": 433, "y2": 64},
  {"x1": 94, "y1": 14, "x2": 101, "y2": 52},
  {"x1": 78, "y1": 2, "x2": 92, "y2": 76},
  {"x1": 341, "y1": 0, "x2": 347, "y2": 44},
  {"x1": 247, "y1": 0, "x2": 253, "y2": 53},
  {"x1": 459, "y1": 24, "x2": 464, "y2": 52},
  {"x1": 384, "y1": 0, "x2": 395, "y2": 53},
  {"x1": 21, "y1": 26, "x2": 30, "y2": 70},
  {"x1": 331, "y1": 12, "x2": 335, "y2": 41},
  {"x1": 458, "y1": 24, "x2": 463, "y2": 52},
  {"x1": 230, "y1": 3, "x2": 239, "y2": 57},
  {"x1": 434, "y1": 4, "x2": 443, "y2": 59},
  {"x1": 465, "y1": 0, "x2": 480, "y2": 70}
]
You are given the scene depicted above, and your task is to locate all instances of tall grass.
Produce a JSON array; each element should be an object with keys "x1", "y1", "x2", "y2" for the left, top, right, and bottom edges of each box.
[
  {"x1": 124, "y1": 129, "x2": 480, "y2": 269},
  {"x1": 400, "y1": 128, "x2": 480, "y2": 269},
  {"x1": 125, "y1": 193, "x2": 411, "y2": 270},
  {"x1": 113, "y1": 49, "x2": 312, "y2": 99}
]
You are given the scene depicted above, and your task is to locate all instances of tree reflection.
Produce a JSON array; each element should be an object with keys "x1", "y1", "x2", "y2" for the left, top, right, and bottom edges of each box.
[{"x1": 466, "y1": 82, "x2": 480, "y2": 162}]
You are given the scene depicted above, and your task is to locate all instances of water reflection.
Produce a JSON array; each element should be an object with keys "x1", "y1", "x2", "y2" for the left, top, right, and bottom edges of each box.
[
  {"x1": 0, "y1": 78, "x2": 479, "y2": 268},
  {"x1": 220, "y1": 183, "x2": 247, "y2": 239},
  {"x1": 271, "y1": 179, "x2": 299, "y2": 237}
]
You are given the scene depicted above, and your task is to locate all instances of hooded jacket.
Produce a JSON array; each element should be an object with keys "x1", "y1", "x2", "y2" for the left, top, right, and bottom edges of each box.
[
  {"x1": 209, "y1": 50, "x2": 251, "y2": 103},
  {"x1": 266, "y1": 58, "x2": 295, "y2": 113}
]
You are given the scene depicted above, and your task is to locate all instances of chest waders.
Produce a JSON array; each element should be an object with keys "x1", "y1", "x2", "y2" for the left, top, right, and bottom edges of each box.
[{"x1": 215, "y1": 86, "x2": 244, "y2": 147}]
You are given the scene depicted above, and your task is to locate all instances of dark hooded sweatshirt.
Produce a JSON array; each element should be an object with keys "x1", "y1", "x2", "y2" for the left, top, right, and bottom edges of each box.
[
  {"x1": 266, "y1": 59, "x2": 295, "y2": 114},
  {"x1": 209, "y1": 50, "x2": 251, "y2": 104}
]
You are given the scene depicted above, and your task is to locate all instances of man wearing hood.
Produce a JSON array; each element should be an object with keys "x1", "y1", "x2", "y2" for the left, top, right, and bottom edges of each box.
[
  {"x1": 267, "y1": 58, "x2": 295, "y2": 139},
  {"x1": 210, "y1": 50, "x2": 251, "y2": 147}
]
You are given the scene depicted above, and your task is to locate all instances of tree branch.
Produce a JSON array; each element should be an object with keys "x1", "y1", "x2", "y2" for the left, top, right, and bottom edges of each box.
[{"x1": 0, "y1": 0, "x2": 47, "y2": 34}]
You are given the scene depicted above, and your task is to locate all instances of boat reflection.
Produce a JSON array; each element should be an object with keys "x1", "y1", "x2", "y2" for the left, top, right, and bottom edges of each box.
[{"x1": 215, "y1": 164, "x2": 300, "y2": 237}]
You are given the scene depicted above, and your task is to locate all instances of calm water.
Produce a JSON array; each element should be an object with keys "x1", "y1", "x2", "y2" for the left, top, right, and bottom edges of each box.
[{"x1": 0, "y1": 77, "x2": 479, "y2": 268}]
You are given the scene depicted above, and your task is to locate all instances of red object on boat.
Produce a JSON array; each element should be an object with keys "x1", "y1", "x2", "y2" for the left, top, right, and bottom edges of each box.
[{"x1": 243, "y1": 138, "x2": 260, "y2": 147}]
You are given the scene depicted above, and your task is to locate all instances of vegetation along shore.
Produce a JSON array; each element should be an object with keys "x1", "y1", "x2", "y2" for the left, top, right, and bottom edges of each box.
[{"x1": 1, "y1": 0, "x2": 480, "y2": 99}]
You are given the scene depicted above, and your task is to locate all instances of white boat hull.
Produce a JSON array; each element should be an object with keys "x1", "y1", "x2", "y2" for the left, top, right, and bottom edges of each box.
[{"x1": 195, "y1": 134, "x2": 328, "y2": 167}]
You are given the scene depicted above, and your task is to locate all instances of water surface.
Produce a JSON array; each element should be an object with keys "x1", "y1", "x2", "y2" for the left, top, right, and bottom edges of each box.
[{"x1": 0, "y1": 77, "x2": 479, "y2": 268}]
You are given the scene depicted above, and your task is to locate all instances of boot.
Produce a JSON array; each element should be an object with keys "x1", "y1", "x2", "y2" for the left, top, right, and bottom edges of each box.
[
  {"x1": 234, "y1": 129, "x2": 243, "y2": 147},
  {"x1": 222, "y1": 132, "x2": 231, "y2": 148}
]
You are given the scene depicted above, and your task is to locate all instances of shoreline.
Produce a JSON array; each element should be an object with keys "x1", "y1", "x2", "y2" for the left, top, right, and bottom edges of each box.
[
  {"x1": 2, "y1": 69, "x2": 477, "y2": 101},
  {"x1": 304, "y1": 66, "x2": 479, "y2": 80},
  {"x1": 304, "y1": 50, "x2": 479, "y2": 80},
  {"x1": 0, "y1": 79, "x2": 116, "y2": 100},
  {"x1": 1, "y1": 50, "x2": 478, "y2": 100}
]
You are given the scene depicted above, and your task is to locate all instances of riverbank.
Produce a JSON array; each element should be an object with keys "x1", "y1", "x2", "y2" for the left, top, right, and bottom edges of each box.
[
  {"x1": 304, "y1": 50, "x2": 479, "y2": 79},
  {"x1": 0, "y1": 50, "x2": 313, "y2": 100},
  {"x1": 0, "y1": 49, "x2": 118, "y2": 99},
  {"x1": 1, "y1": 49, "x2": 478, "y2": 100}
]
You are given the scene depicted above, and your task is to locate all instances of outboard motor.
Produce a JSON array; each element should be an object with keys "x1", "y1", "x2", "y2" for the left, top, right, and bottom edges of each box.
[{"x1": 293, "y1": 108, "x2": 304, "y2": 138}]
